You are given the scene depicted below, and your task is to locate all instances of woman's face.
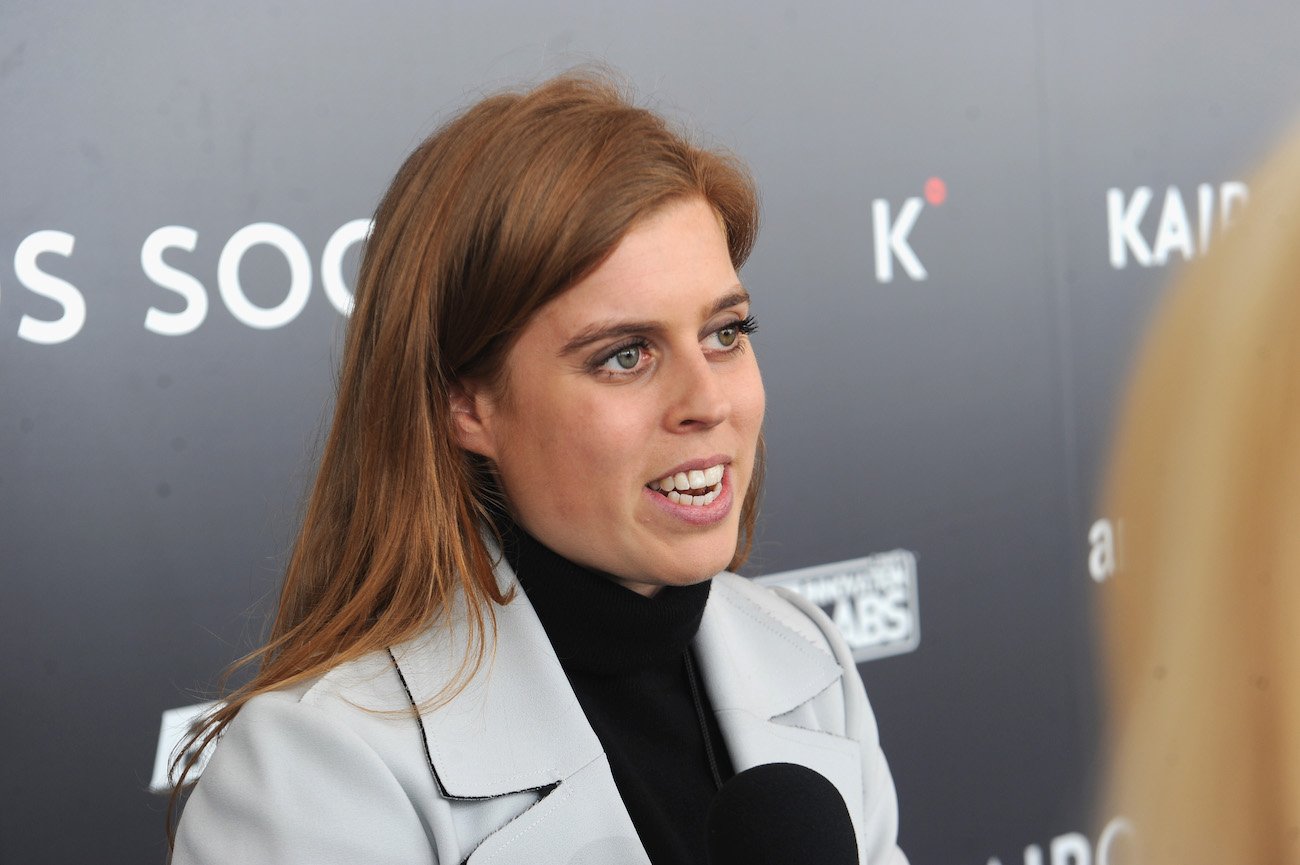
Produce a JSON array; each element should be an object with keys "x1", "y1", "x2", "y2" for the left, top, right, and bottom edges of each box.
[{"x1": 456, "y1": 196, "x2": 765, "y2": 596}]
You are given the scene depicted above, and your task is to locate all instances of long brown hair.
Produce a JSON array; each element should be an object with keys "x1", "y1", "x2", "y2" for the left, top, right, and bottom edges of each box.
[
  {"x1": 168, "y1": 70, "x2": 762, "y2": 836},
  {"x1": 1099, "y1": 124, "x2": 1300, "y2": 864}
]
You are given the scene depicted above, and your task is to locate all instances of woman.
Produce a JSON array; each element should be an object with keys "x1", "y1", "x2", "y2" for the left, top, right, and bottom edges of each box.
[
  {"x1": 1099, "y1": 125, "x2": 1300, "y2": 865},
  {"x1": 171, "y1": 72, "x2": 906, "y2": 865}
]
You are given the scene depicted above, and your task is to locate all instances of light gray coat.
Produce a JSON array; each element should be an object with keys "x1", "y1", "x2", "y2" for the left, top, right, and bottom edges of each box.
[{"x1": 173, "y1": 556, "x2": 908, "y2": 865}]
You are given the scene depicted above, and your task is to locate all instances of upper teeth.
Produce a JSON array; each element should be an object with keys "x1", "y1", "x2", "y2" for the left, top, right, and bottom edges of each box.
[{"x1": 647, "y1": 464, "x2": 725, "y2": 506}]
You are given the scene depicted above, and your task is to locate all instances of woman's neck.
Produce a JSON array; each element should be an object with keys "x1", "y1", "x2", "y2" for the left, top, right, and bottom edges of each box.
[{"x1": 498, "y1": 518, "x2": 712, "y2": 676}]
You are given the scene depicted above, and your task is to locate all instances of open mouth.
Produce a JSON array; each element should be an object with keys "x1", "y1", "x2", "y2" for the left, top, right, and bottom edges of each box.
[{"x1": 646, "y1": 464, "x2": 725, "y2": 507}]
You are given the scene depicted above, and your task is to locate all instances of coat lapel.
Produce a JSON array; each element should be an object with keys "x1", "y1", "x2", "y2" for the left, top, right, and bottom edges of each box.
[
  {"x1": 461, "y1": 754, "x2": 649, "y2": 865},
  {"x1": 694, "y1": 576, "x2": 867, "y2": 843},
  {"x1": 388, "y1": 550, "x2": 650, "y2": 864}
]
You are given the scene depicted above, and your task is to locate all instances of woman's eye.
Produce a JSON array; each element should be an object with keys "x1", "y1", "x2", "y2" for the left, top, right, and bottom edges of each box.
[
  {"x1": 612, "y1": 345, "x2": 641, "y2": 369},
  {"x1": 592, "y1": 341, "x2": 648, "y2": 375},
  {"x1": 710, "y1": 315, "x2": 755, "y2": 349}
]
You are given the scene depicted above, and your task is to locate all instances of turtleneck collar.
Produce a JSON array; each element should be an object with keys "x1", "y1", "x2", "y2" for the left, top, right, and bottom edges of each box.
[{"x1": 498, "y1": 519, "x2": 713, "y2": 677}]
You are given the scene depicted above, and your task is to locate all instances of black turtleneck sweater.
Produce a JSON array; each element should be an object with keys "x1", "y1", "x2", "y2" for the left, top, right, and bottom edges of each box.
[{"x1": 499, "y1": 522, "x2": 736, "y2": 865}]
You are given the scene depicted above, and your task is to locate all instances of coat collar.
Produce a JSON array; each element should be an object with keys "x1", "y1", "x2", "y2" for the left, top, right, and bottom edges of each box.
[
  {"x1": 692, "y1": 574, "x2": 843, "y2": 722},
  {"x1": 388, "y1": 547, "x2": 844, "y2": 802},
  {"x1": 389, "y1": 551, "x2": 859, "y2": 864}
]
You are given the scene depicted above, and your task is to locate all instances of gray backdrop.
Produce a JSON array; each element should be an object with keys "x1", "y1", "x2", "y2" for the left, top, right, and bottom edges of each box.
[{"x1": 4, "y1": 2, "x2": 1299, "y2": 863}]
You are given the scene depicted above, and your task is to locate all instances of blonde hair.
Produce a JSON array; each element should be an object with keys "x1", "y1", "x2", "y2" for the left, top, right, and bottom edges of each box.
[{"x1": 1101, "y1": 126, "x2": 1300, "y2": 864}]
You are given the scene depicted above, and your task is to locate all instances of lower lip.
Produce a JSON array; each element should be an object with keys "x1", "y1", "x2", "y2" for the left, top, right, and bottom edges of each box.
[{"x1": 643, "y1": 467, "x2": 735, "y2": 527}]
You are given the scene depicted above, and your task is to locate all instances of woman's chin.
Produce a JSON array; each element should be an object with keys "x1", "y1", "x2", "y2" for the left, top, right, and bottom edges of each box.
[{"x1": 621, "y1": 548, "x2": 737, "y2": 594}]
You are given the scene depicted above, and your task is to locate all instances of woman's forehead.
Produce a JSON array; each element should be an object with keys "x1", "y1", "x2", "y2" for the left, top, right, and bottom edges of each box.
[{"x1": 539, "y1": 200, "x2": 742, "y2": 330}]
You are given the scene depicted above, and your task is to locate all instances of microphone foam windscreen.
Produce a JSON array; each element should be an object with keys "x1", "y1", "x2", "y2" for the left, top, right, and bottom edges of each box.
[{"x1": 706, "y1": 762, "x2": 858, "y2": 865}]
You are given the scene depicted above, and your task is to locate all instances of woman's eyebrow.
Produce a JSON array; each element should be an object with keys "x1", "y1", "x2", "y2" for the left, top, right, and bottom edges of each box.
[
  {"x1": 558, "y1": 287, "x2": 750, "y2": 356},
  {"x1": 560, "y1": 321, "x2": 661, "y2": 355}
]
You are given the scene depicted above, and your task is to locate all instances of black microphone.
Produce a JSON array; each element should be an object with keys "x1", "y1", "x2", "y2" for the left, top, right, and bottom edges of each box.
[{"x1": 706, "y1": 762, "x2": 858, "y2": 865}]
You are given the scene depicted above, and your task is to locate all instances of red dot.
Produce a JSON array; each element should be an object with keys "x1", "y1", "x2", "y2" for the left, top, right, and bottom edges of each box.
[{"x1": 924, "y1": 176, "x2": 947, "y2": 206}]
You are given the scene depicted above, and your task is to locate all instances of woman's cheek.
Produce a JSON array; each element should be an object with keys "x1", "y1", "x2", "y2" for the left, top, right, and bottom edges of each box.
[{"x1": 738, "y1": 363, "x2": 766, "y2": 435}]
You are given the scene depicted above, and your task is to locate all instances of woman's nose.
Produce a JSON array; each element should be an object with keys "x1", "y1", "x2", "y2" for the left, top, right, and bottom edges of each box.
[{"x1": 665, "y1": 351, "x2": 731, "y2": 431}]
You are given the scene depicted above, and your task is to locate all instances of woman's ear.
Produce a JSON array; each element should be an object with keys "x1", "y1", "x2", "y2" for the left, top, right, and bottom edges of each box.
[{"x1": 449, "y1": 381, "x2": 499, "y2": 460}]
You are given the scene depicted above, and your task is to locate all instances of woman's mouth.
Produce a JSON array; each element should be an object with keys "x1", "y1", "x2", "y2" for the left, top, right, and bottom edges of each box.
[{"x1": 646, "y1": 464, "x2": 725, "y2": 507}]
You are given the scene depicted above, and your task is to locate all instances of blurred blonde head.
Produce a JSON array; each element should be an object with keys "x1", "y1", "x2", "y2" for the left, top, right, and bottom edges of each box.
[{"x1": 1102, "y1": 126, "x2": 1300, "y2": 864}]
